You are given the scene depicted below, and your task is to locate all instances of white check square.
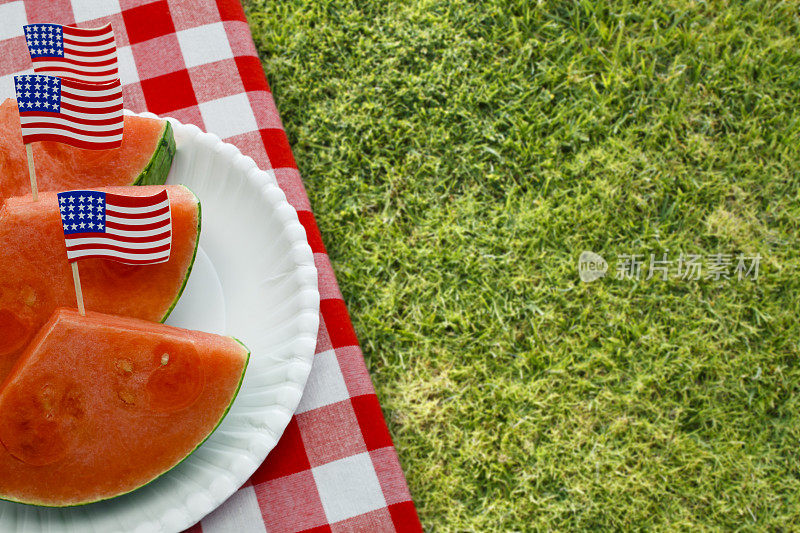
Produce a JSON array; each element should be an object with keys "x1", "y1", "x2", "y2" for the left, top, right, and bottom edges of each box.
[
  {"x1": 202, "y1": 486, "x2": 267, "y2": 533},
  {"x1": 199, "y1": 93, "x2": 258, "y2": 139},
  {"x1": 116, "y1": 46, "x2": 138, "y2": 85},
  {"x1": 70, "y1": 0, "x2": 121, "y2": 23},
  {"x1": 296, "y1": 349, "x2": 350, "y2": 414},
  {"x1": 176, "y1": 22, "x2": 233, "y2": 69},
  {"x1": 312, "y1": 453, "x2": 387, "y2": 524},
  {"x1": 0, "y1": 70, "x2": 31, "y2": 101},
  {"x1": 0, "y1": 2, "x2": 27, "y2": 40}
]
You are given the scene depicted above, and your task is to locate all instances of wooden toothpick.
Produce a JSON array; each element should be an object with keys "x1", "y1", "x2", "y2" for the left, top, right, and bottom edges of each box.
[
  {"x1": 71, "y1": 262, "x2": 85, "y2": 316},
  {"x1": 25, "y1": 144, "x2": 38, "y2": 201}
]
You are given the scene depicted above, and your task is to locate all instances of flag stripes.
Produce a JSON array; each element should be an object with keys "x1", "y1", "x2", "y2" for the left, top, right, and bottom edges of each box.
[
  {"x1": 25, "y1": 23, "x2": 118, "y2": 83},
  {"x1": 58, "y1": 190, "x2": 172, "y2": 265},
  {"x1": 15, "y1": 75, "x2": 124, "y2": 149}
]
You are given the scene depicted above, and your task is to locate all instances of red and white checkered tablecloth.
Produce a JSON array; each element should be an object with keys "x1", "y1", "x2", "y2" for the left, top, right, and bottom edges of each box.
[{"x1": 0, "y1": 1, "x2": 422, "y2": 531}]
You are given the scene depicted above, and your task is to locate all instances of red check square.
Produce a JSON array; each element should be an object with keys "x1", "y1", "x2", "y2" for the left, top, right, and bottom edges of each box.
[
  {"x1": 299, "y1": 211, "x2": 327, "y2": 254},
  {"x1": 352, "y1": 395, "x2": 393, "y2": 451},
  {"x1": 320, "y1": 299, "x2": 359, "y2": 349},
  {"x1": 250, "y1": 418, "x2": 310, "y2": 484},
  {"x1": 389, "y1": 502, "x2": 423, "y2": 532},
  {"x1": 122, "y1": 0, "x2": 175, "y2": 44},
  {"x1": 236, "y1": 56, "x2": 269, "y2": 92},
  {"x1": 215, "y1": 0, "x2": 246, "y2": 22},
  {"x1": 261, "y1": 128, "x2": 297, "y2": 170},
  {"x1": 140, "y1": 69, "x2": 197, "y2": 115}
]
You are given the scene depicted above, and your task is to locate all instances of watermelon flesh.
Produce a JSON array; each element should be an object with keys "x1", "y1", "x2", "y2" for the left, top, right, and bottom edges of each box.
[
  {"x1": 0, "y1": 99, "x2": 175, "y2": 198},
  {"x1": 0, "y1": 185, "x2": 200, "y2": 383},
  {"x1": 0, "y1": 308, "x2": 248, "y2": 506}
]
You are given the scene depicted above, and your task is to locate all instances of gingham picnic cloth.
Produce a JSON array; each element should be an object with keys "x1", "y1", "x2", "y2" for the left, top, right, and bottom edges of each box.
[{"x1": 0, "y1": 1, "x2": 422, "y2": 531}]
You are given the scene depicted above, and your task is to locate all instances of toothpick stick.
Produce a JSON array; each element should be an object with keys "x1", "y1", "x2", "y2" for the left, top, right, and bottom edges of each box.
[
  {"x1": 25, "y1": 144, "x2": 38, "y2": 201},
  {"x1": 71, "y1": 262, "x2": 85, "y2": 316}
]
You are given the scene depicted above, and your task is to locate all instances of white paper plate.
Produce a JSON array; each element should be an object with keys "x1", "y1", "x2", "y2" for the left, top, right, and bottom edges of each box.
[{"x1": 0, "y1": 113, "x2": 320, "y2": 532}]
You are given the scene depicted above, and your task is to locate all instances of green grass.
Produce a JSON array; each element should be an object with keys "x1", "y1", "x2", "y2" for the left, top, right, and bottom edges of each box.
[{"x1": 244, "y1": 1, "x2": 800, "y2": 530}]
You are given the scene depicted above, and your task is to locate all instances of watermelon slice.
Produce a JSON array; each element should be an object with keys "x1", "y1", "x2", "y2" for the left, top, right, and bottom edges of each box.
[
  {"x1": 0, "y1": 308, "x2": 248, "y2": 507},
  {"x1": 0, "y1": 185, "x2": 200, "y2": 383},
  {"x1": 0, "y1": 98, "x2": 175, "y2": 198}
]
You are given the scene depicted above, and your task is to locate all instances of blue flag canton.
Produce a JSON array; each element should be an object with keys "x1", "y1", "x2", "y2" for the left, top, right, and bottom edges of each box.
[
  {"x1": 57, "y1": 191, "x2": 107, "y2": 235},
  {"x1": 14, "y1": 75, "x2": 61, "y2": 113},
  {"x1": 24, "y1": 24, "x2": 64, "y2": 57}
]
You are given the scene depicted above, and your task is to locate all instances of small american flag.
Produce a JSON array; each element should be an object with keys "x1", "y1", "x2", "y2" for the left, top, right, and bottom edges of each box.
[
  {"x1": 14, "y1": 74, "x2": 123, "y2": 149},
  {"x1": 24, "y1": 23, "x2": 118, "y2": 83},
  {"x1": 57, "y1": 190, "x2": 172, "y2": 265}
]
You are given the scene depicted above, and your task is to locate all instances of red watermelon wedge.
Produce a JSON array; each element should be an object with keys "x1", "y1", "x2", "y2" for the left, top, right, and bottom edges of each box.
[
  {"x1": 0, "y1": 99, "x2": 175, "y2": 198},
  {"x1": 0, "y1": 308, "x2": 248, "y2": 507},
  {"x1": 0, "y1": 185, "x2": 200, "y2": 383}
]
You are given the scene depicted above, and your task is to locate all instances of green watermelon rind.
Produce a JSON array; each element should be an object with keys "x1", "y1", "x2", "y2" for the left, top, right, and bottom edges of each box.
[
  {"x1": 132, "y1": 120, "x2": 176, "y2": 187},
  {"x1": 0, "y1": 337, "x2": 251, "y2": 508},
  {"x1": 159, "y1": 184, "x2": 202, "y2": 323}
]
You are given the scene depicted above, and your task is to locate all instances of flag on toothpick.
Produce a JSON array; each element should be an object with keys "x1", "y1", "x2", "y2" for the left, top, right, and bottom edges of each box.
[
  {"x1": 24, "y1": 23, "x2": 118, "y2": 83},
  {"x1": 57, "y1": 189, "x2": 172, "y2": 316},
  {"x1": 58, "y1": 190, "x2": 172, "y2": 265},
  {"x1": 14, "y1": 74, "x2": 123, "y2": 149}
]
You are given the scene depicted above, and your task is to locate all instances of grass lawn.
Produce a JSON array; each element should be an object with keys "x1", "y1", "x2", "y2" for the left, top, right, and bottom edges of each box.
[{"x1": 244, "y1": 1, "x2": 800, "y2": 529}]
